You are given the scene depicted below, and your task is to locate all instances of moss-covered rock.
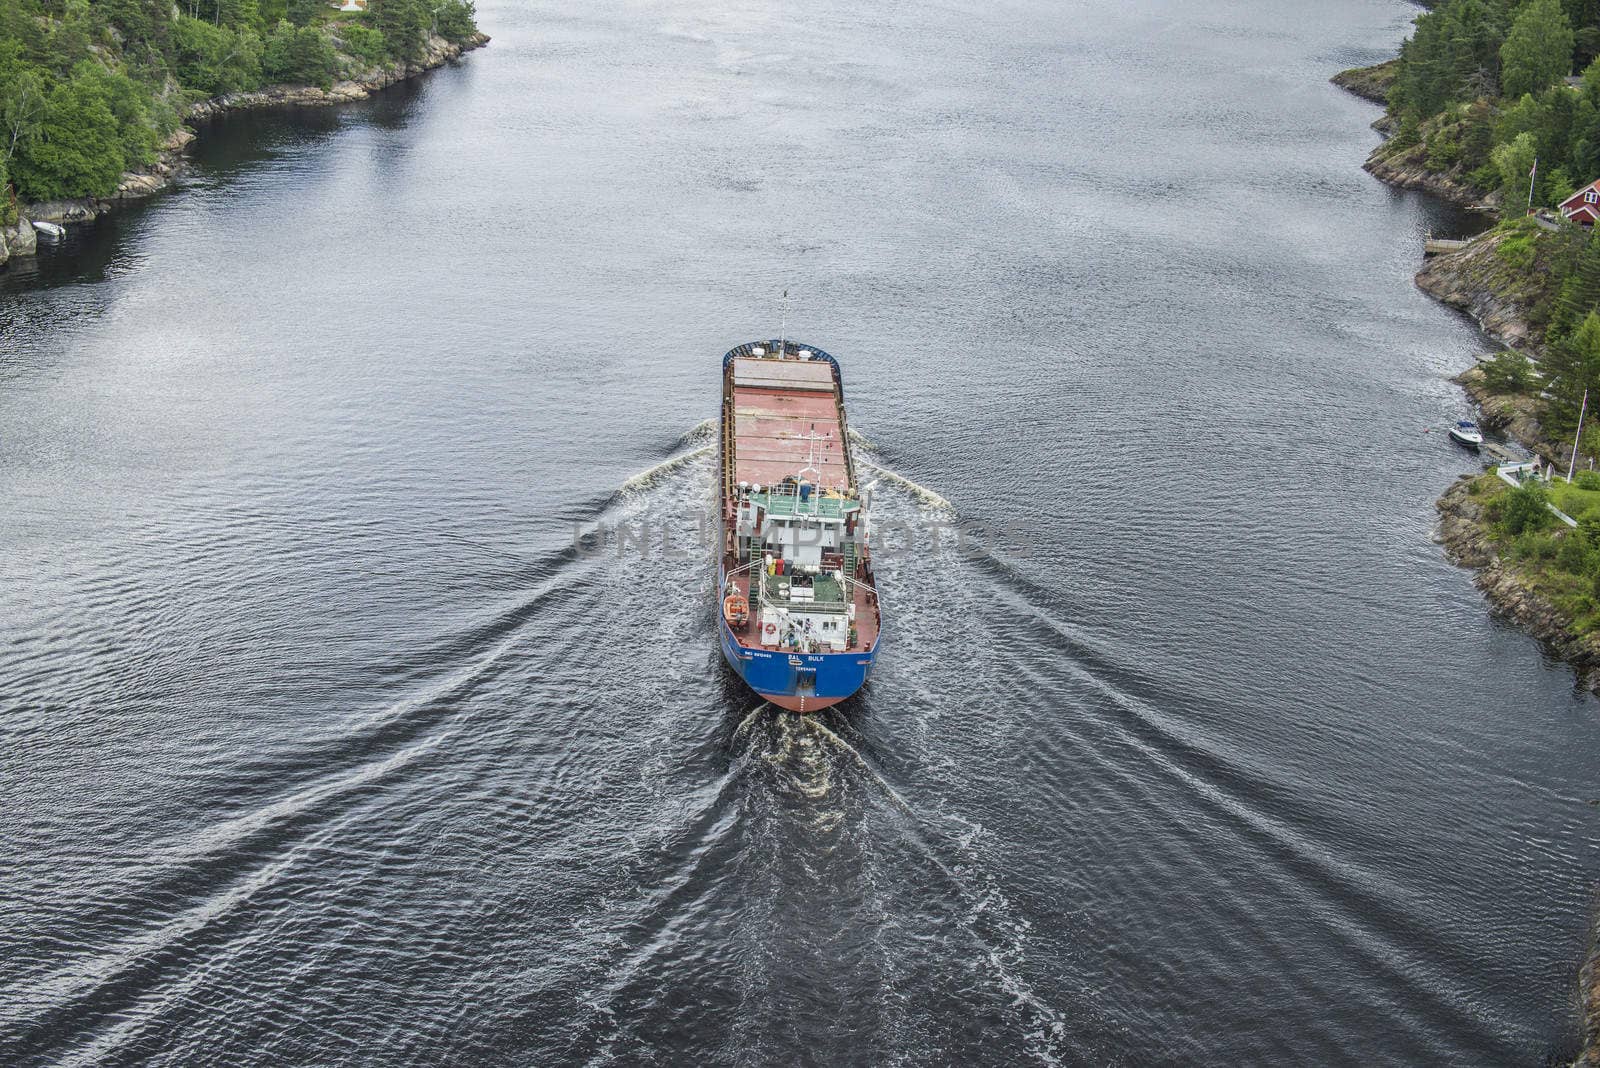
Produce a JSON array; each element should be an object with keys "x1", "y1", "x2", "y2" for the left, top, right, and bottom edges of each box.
[{"x1": 1331, "y1": 59, "x2": 1400, "y2": 105}]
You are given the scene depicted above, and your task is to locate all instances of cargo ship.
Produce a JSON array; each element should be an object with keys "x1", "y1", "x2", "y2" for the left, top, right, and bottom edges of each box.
[{"x1": 717, "y1": 340, "x2": 882, "y2": 713}]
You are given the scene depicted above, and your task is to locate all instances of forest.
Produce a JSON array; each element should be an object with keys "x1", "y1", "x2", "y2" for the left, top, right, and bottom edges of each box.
[
  {"x1": 1388, "y1": 0, "x2": 1600, "y2": 206},
  {"x1": 0, "y1": 0, "x2": 477, "y2": 210}
]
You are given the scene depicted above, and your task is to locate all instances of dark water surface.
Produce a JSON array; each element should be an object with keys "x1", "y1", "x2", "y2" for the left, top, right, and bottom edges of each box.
[{"x1": 3, "y1": 1, "x2": 1596, "y2": 1064}]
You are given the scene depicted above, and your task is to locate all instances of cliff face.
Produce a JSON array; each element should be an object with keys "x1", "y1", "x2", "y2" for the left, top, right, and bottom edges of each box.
[
  {"x1": 1414, "y1": 230, "x2": 1552, "y2": 355},
  {"x1": 0, "y1": 32, "x2": 488, "y2": 257}
]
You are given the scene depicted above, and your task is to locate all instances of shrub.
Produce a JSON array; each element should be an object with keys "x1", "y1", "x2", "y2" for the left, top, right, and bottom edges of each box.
[
  {"x1": 1514, "y1": 529, "x2": 1560, "y2": 562},
  {"x1": 339, "y1": 24, "x2": 385, "y2": 64},
  {"x1": 262, "y1": 21, "x2": 337, "y2": 87},
  {"x1": 1426, "y1": 126, "x2": 1462, "y2": 170},
  {"x1": 1558, "y1": 530, "x2": 1593, "y2": 572},
  {"x1": 1497, "y1": 233, "x2": 1537, "y2": 270},
  {"x1": 1498, "y1": 479, "x2": 1554, "y2": 535},
  {"x1": 1481, "y1": 349, "x2": 1534, "y2": 394},
  {"x1": 1577, "y1": 471, "x2": 1600, "y2": 491}
]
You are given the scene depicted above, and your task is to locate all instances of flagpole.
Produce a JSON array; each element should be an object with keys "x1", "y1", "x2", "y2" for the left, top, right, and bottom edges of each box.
[
  {"x1": 1570, "y1": 388, "x2": 1590, "y2": 482},
  {"x1": 1529, "y1": 156, "x2": 1539, "y2": 215}
]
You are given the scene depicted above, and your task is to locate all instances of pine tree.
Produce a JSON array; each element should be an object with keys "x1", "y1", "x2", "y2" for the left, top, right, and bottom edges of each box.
[
  {"x1": 367, "y1": 0, "x2": 426, "y2": 62},
  {"x1": 1501, "y1": 0, "x2": 1576, "y2": 98},
  {"x1": 1551, "y1": 227, "x2": 1600, "y2": 343},
  {"x1": 1545, "y1": 309, "x2": 1600, "y2": 429}
]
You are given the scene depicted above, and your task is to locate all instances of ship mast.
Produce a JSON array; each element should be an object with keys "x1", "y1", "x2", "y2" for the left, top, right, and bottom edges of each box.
[{"x1": 778, "y1": 288, "x2": 789, "y2": 358}]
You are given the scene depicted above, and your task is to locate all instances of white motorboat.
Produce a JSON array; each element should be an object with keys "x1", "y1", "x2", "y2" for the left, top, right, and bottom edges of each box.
[
  {"x1": 32, "y1": 221, "x2": 65, "y2": 243},
  {"x1": 1448, "y1": 419, "x2": 1484, "y2": 448}
]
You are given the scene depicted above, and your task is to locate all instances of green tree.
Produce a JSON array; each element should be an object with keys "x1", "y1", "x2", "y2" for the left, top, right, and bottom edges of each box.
[
  {"x1": 339, "y1": 24, "x2": 386, "y2": 64},
  {"x1": 1546, "y1": 309, "x2": 1600, "y2": 428},
  {"x1": 1501, "y1": 0, "x2": 1576, "y2": 98},
  {"x1": 0, "y1": 155, "x2": 13, "y2": 225},
  {"x1": 72, "y1": 61, "x2": 159, "y2": 168},
  {"x1": 367, "y1": 0, "x2": 425, "y2": 62},
  {"x1": 172, "y1": 18, "x2": 263, "y2": 95},
  {"x1": 434, "y1": 0, "x2": 475, "y2": 43},
  {"x1": 1483, "y1": 349, "x2": 1536, "y2": 393},
  {"x1": 218, "y1": 0, "x2": 260, "y2": 29},
  {"x1": 286, "y1": 0, "x2": 320, "y2": 28},
  {"x1": 1493, "y1": 130, "x2": 1540, "y2": 205},
  {"x1": 261, "y1": 20, "x2": 337, "y2": 86},
  {"x1": 0, "y1": 46, "x2": 47, "y2": 171},
  {"x1": 10, "y1": 76, "x2": 125, "y2": 200},
  {"x1": 1551, "y1": 227, "x2": 1600, "y2": 342}
]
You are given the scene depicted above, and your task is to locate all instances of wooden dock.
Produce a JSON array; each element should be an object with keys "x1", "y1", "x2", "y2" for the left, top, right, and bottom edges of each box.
[{"x1": 1423, "y1": 235, "x2": 1473, "y2": 256}]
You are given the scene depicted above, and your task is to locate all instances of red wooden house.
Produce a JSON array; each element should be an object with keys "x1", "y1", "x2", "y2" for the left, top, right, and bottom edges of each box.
[{"x1": 1560, "y1": 179, "x2": 1600, "y2": 225}]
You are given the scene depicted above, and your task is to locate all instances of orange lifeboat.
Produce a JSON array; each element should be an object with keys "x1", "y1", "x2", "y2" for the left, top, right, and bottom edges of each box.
[{"x1": 723, "y1": 592, "x2": 749, "y2": 627}]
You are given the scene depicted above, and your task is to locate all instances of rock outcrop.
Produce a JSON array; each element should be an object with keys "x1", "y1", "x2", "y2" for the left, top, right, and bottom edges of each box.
[
  {"x1": 1579, "y1": 927, "x2": 1600, "y2": 1068},
  {"x1": 1458, "y1": 363, "x2": 1548, "y2": 456},
  {"x1": 1331, "y1": 60, "x2": 1497, "y2": 212},
  {"x1": 0, "y1": 32, "x2": 487, "y2": 262},
  {"x1": 1363, "y1": 137, "x2": 1494, "y2": 211},
  {"x1": 1331, "y1": 59, "x2": 1399, "y2": 105},
  {"x1": 1414, "y1": 230, "x2": 1554, "y2": 356},
  {"x1": 0, "y1": 217, "x2": 36, "y2": 267}
]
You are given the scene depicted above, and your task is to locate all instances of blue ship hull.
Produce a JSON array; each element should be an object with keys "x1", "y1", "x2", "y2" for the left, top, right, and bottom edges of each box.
[{"x1": 718, "y1": 610, "x2": 879, "y2": 713}]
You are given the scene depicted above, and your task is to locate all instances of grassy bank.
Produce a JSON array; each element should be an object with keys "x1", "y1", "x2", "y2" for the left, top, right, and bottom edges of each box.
[
  {"x1": 1458, "y1": 470, "x2": 1600, "y2": 631},
  {"x1": 1332, "y1": 57, "x2": 1400, "y2": 105}
]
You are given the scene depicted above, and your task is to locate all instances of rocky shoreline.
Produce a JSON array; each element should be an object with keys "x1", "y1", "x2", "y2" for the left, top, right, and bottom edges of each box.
[
  {"x1": 1435, "y1": 477, "x2": 1600, "y2": 681},
  {"x1": 1364, "y1": 136, "x2": 1492, "y2": 212},
  {"x1": 0, "y1": 30, "x2": 487, "y2": 267}
]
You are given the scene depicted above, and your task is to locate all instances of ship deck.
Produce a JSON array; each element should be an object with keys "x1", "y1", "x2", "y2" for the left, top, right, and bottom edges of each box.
[
  {"x1": 729, "y1": 357, "x2": 852, "y2": 491},
  {"x1": 723, "y1": 568, "x2": 881, "y2": 653}
]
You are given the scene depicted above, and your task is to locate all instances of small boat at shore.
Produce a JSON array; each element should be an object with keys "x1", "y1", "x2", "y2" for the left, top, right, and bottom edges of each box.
[
  {"x1": 32, "y1": 221, "x2": 65, "y2": 243},
  {"x1": 1448, "y1": 419, "x2": 1484, "y2": 448}
]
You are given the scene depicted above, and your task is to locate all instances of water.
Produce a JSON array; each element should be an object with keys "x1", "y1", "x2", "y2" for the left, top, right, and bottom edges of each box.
[{"x1": 1, "y1": 0, "x2": 1595, "y2": 1064}]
